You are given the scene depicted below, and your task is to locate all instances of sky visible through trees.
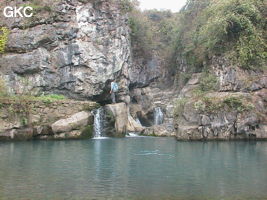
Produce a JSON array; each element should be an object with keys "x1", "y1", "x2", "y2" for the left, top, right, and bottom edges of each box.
[{"x1": 139, "y1": 0, "x2": 187, "y2": 12}]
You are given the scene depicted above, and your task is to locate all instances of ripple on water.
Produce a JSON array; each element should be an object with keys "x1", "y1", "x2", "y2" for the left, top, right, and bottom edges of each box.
[{"x1": 0, "y1": 138, "x2": 267, "y2": 200}]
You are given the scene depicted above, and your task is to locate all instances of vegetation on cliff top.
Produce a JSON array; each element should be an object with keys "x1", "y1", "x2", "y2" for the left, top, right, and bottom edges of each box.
[
  {"x1": 174, "y1": 94, "x2": 255, "y2": 120},
  {"x1": 0, "y1": 78, "x2": 67, "y2": 126},
  {"x1": 176, "y1": 0, "x2": 267, "y2": 70},
  {"x1": 128, "y1": 3, "x2": 179, "y2": 63},
  {"x1": 128, "y1": 0, "x2": 266, "y2": 70},
  {"x1": 0, "y1": 78, "x2": 66, "y2": 103},
  {"x1": 193, "y1": 95, "x2": 255, "y2": 114}
]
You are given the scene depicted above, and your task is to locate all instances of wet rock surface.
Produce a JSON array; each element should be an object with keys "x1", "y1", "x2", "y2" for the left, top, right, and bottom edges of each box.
[{"x1": 105, "y1": 103, "x2": 128, "y2": 137}]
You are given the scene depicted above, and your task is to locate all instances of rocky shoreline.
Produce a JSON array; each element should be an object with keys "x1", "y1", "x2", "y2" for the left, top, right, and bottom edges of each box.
[
  {"x1": 0, "y1": 98, "x2": 98, "y2": 141},
  {"x1": 0, "y1": 99, "x2": 147, "y2": 141}
]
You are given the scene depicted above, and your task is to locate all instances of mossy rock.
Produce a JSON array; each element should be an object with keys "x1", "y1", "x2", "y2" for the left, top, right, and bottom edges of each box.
[
  {"x1": 82, "y1": 103, "x2": 100, "y2": 111},
  {"x1": 80, "y1": 125, "x2": 94, "y2": 139},
  {"x1": 103, "y1": 109, "x2": 117, "y2": 137},
  {"x1": 13, "y1": 128, "x2": 34, "y2": 141}
]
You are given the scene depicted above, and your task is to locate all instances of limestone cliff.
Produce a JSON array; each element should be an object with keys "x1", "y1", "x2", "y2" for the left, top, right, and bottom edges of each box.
[
  {"x1": 174, "y1": 56, "x2": 267, "y2": 140},
  {"x1": 127, "y1": 54, "x2": 266, "y2": 140},
  {"x1": 0, "y1": 0, "x2": 266, "y2": 141},
  {"x1": 0, "y1": 0, "x2": 131, "y2": 103}
]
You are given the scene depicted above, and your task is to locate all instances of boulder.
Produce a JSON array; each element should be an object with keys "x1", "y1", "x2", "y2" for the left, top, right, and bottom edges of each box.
[
  {"x1": 105, "y1": 103, "x2": 128, "y2": 137},
  {"x1": 33, "y1": 126, "x2": 53, "y2": 136},
  {"x1": 51, "y1": 111, "x2": 92, "y2": 134},
  {"x1": 127, "y1": 115, "x2": 144, "y2": 132},
  {"x1": 175, "y1": 96, "x2": 266, "y2": 141},
  {"x1": 54, "y1": 131, "x2": 82, "y2": 139},
  {"x1": 176, "y1": 125, "x2": 201, "y2": 140},
  {"x1": 0, "y1": 128, "x2": 34, "y2": 141},
  {"x1": 142, "y1": 125, "x2": 176, "y2": 137},
  {"x1": 236, "y1": 113, "x2": 259, "y2": 134}
]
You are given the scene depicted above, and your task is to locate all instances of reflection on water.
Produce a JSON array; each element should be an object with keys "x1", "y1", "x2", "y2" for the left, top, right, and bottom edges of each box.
[{"x1": 0, "y1": 138, "x2": 267, "y2": 200}]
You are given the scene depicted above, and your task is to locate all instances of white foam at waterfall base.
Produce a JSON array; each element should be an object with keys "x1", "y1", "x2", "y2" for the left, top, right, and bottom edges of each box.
[
  {"x1": 154, "y1": 107, "x2": 164, "y2": 125},
  {"x1": 127, "y1": 132, "x2": 139, "y2": 137},
  {"x1": 93, "y1": 107, "x2": 107, "y2": 139},
  {"x1": 92, "y1": 137, "x2": 109, "y2": 140},
  {"x1": 126, "y1": 132, "x2": 147, "y2": 137}
]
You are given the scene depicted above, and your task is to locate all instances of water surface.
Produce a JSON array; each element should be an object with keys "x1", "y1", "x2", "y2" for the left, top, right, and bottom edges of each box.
[{"x1": 0, "y1": 137, "x2": 267, "y2": 200}]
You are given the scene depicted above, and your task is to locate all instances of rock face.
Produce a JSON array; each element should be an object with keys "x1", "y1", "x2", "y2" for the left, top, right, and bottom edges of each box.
[
  {"x1": 142, "y1": 125, "x2": 176, "y2": 137},
  {"x1": 52, "y1": 111, "x2": 92, "y2": 134},
  {"x1": 128, "y1": 86, "x2": 178, "y2": 136},
  {"x1": 0, "y1": 128, "x2": 34, "y2": 141},
  {"x1": 174, "y1": 56, "x2": 267, "y2": 141},
  {"x1": 127, "y1": 114, "x2": 144, "y2": 132},
  {"x1": 176, "y1": 99, "x2": 267, "y2": 141},
  {"x1": 0, "y1": 99, "x2": 97, "y2": 140},
  {"x1": 129, "y1": 55, "x2": 162, "y2": 88},
  {"x1": 0, "y1": 0, "x2": 131, "y2": 102},
  {"x1": 105, "y1": 103, "x2": 128, "y2": 137},
  {"x1": 211, "y1": 57, "x2": 267, "y2": 92},
  {"x1": 130, "y1": 55, "x2": 267, "y2": 140}
]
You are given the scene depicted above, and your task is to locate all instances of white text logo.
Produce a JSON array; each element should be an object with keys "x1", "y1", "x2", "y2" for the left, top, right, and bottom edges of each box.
[{"x1": 3, "y1": 6, "x2": 33, "y2": 18}]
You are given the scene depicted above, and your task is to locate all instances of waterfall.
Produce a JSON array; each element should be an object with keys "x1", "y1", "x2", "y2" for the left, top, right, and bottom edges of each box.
[
  {"x1": 93, "y1": 107, "x2": 105, "y2": 138},
  {"x1": 136, "y1": 118, "x2": 142, "y2": 126},
  {"x1": 154, "y1": 107, "x2": 164, "y2": 125}
]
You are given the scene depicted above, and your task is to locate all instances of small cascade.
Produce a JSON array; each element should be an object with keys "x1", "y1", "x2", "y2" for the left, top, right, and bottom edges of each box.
[
  {"x1": 135, "y1": 118, "x2": 142, "y2": 126},
  {"x1": 93, "y1": 107, "x2": 105, "y2": 138},
  {"x1": 154, "y1": 107, "x2": 164, "y2": 125}
]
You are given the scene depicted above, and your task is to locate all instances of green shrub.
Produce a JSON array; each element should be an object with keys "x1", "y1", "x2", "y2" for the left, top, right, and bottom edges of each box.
[
  {"x1": 0, "y1": 78, "x2": 9, "y2": 97},
  {"x1": 194, "y1": 100, "x2": 206, "y2": 112},
  {"x1": 194, "y1": 95, "x2": 254, "y2": 113},
  {"x1": 129, "y1": 8, "x2": 179, "y2": 63},
  {"x1": 0, "y1": 93, "x2": 67, "y2": 126},
  {"x1": 36, "y1": 94, "x2": 66, "y2": 103},
  {"x1": 194, "y1": 96, "x2": 224, "y2": 113},
  {"x1": 81, "y1": 125, "x2": 94, "y2": 139},
  {"x1": 198, "y1": 0, "x2": 266, "y2": 69},
  {"x1": 176, "y1": 0, "x2": 266, "y2": 69},
  {"x1": 179, "y1": 72, "x2": 192, "y2": 85},
  {"x1": 223, "y1": 96, "x2": 254, "y2": 112},
  {"x1": 199, "y1": 73, "x2": 218, "y2": 92},
  {"x1": 119, "y1": 0, "x2": 136, "y2": 13},
  {"x1": 129, "y1": 10, "x2": 155, "y2": 59},
  {"x1": 174, "y1": 98, "x2": 188, "y2": 117},
  {"x1": 0, "y1": 27, "x2": 10, "y2": 54},
  {"x1": 4, "y1": 96, "x2": 33, "y2": 126}
]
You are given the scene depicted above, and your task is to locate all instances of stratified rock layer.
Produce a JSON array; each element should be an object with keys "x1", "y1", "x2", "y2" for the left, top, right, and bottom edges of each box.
[
  {"x1": 0, "y1": 0, "x2": 131, "y2": 102},
  {"x1": 174, "y1": 56, "x2": 267, "y2": 140},
  {"x1": 0, "y1": 99, "x2": 98, "y2": 140}
]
